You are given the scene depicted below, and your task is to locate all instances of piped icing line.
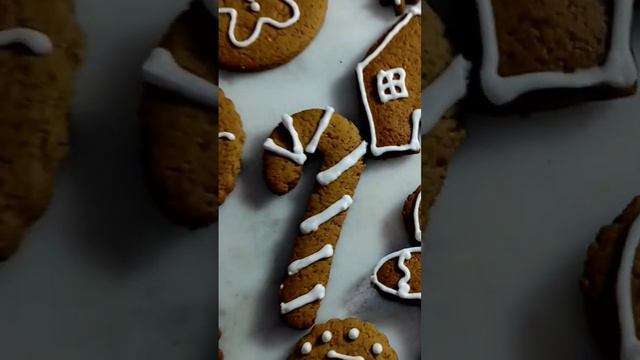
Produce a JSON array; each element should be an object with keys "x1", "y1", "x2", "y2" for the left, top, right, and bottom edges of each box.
[
  {"x1": 316, "y1": 141, "x2": 368, "y2": 186},
  {"x1": 617, "y1": 213, "x2": 640, "y2": 360},
  {"x1": 327, "y1": 350, "x2": 365, "y2": 360},
  {"x1": 280, "y1": 284, "x2": 325, "y2": 314},
  {"x1": 263, "y1": 114, "x2": 307, "y2": 165},
  {"x1": 219, "y1": 0, "x2": 300, "y2": 48},
  {"x1": 372, "y1": 247, "x2": 421, "y2": 300},
  {"x1": 299, "y1": 195, "x2": 353, "y2": 234},
  {"x1": 413, "y1": 191, "x2": 422, "y2": 242},
  {"x1": 218, "y1": 132, "x2": 236, "y2": 141},
  {"x1": 422, "y1": 55, "x2": 471, "y2": 135},
  {"x1": 306, "y1": 106, "x2": 335, "y2": 154},
  {"x1": 477, "y1": 0, "x2": 637, "y2": 105},
  {"x1": 288, "y1": 244, "x2": 334, "y2": 275},
  {"x1": 0, "y1": 28, "x2": 53, "y2": 55},
  {"x1": 356, "y1": 8, "x2": 422, "y2": 157},
  {"x1": 142, "y1": 48, "x2": 217, "y2": 108}
]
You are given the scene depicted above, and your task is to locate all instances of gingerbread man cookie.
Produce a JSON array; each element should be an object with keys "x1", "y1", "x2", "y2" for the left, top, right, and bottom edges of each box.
[
  {"x1": 402, "y1": 186, "x2": 422, "y2": 244},
  {"x1": 219, "y1": 0, "x2": 328, "y2": 71},
  {"x1": 263, "y1": 107, "x2": 367, "y2": 329},
  {"x1": 141, "y1": 0, "x2": 217, "y2": 227},
  {"x1": 0, "y1": 0, "x2": 83, "y2": 259},
  {"x1": 372, "y1": 247, "x2": 421, "y2": 305},
  {"x1": 289, "y1": 318, "x2": 398, "y2": 360},
  {"x1": 218, "y1": 90, "x2": 245, "y2": 205}
]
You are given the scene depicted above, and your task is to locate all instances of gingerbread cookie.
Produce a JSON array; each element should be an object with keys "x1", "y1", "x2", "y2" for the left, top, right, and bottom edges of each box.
[
  {"x1": 219, "y1": 0, "x2": 328, "y2": 71},
  {"x1": 581, "y1": 197, "x2": 640, "y2": 358},
  {"x1": 402, "y1": 186, "x2": 422, "y2": 244},
  {"x1": 218, "y1": 90, "x2": 245, "y2": 205},
  {"x1": 289, "y1": 318, "x2": 398, "y2": 360},
  {"x1": 140, "y1": 1, "x2": 217, "y2": 227},
  {"x1": 0, "y1": 0, "x2": 83, "y2": 259},
  {"x1": 379, "y1": 0, "x2": 420, "y2": 16},
  {"x1": 372, "y1": 247, "x2": 421, "y2": 305},
  {"x1": 476, "y1": 0, "x2": 637, "y2": 107},
  {"x1": 218, "y1": 330, "x2": 224, "y2": 360},
  {"x1": 263, "y1": 107, "x2": 367, "y2": 329},
  {"x1": 356, "y1": 6, "x2": 421, "y2": 158}
]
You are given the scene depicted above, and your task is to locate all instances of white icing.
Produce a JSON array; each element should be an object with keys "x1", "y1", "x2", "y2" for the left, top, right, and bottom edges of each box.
[
  {"x1": 263, "y1": 114, "x2": 307, "y2": 165},
  {"x1": 301, "y1": 342, "x2": 312, "y2": 355},
  {"x1": 327, "y1": 350, "x2": 365, "y2": 360},
  {"x1": 218, "y1": 132, "x2": 236, "y2": 141},
  {"x1": 617, "y1": 213, "x2": 640, "y2": 360},
  {"x1": 422, "y1": 55, "x2": 471, "y2": 135},
  {"x1": 142, "y1": 48, "x2": 217, "y2": 108},
  {"x1": 347, "y1": 328, "x2": 360, "y2": 340},
  {"x1": 305, "y1": 106, "x2": 335, "y2": 154},
  {"x1": 280, "y1": 284, "x2": 326, "y2": 314},
  {"x1": 316, "y1": 141, "x2": 367, "y2": 186},
  {"x1": 0, "y1": 28, "x2": 53, "y2": 55},
  {"x1": 371, "y1": 247, "x2": 421, "y2": 300},
  {"x1": 477, "y1": 0, "x2": 637, "y2": 105},
  {"x1": 377, "y1": 68, "x2": 409, "y2": 103},
  {"x1": 219, "y1": 0, "x2": 300, "y2": 48},
  {"x1": 299, "y1": 195, "x2": 353, "y2": 235},
  {"x1": 288, "y1": 244, "x2": 334, "y2": 276},
  {"x1": 249, "y1": 0, "x2": 261, "y2": 12},
  {"x1": 413, "y1": 191, "x2": 422, "y2": 243},
  {"x1": 372, "y1": 343, "x2": 383, "y2": 355},
  {"x1": 321, "y1": 330, "x2": 332, "y2": 343},
  {"x1": 356, "y1": 8, "x2": 422, "y2": 157}
]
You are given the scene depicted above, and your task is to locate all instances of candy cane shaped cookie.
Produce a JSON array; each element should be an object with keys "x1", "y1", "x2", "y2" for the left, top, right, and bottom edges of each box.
[{"x1": 263, "y1": 107, "x2": 367, "y2": 329}]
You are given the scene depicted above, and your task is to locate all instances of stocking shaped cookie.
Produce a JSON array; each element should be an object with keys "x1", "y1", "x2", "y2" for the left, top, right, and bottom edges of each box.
[
  {"x1": 372, "y1": 247, "x2": 421, "y2": 305},
  {"x1": 476, "y1": 0, "x2": 637, "y2": 107},
  {"x1": 263, "y1": 107, "x2": 367, "y2": 329},
  {"x1": 0, "y1": 0, "x2": 83, "y2": 259},
  {"x1": 141, "y1": 0, "x2": 220, "y2": 227},
  {"x1": 357, "y1": 6, "x2": 421, "y2": 158}
]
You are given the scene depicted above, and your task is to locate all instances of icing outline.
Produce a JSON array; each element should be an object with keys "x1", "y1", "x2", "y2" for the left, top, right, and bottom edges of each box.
[
  {"x1": 372, "y1": 247, "x2": 421, "y2": 300},
  {"x1": 0, "y1": 28, "x2": 53, "y2": 56}
]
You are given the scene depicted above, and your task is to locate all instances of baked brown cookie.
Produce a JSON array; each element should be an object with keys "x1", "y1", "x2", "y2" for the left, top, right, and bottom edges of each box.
[
  {"x1": 218, "y1": 89, "x2": 245, "y2": 205},
  {"x1": 372, "y1": 247, "x2": 421, "y2": 305},
  {"x1": 141, "y1": 1, "x2": 217, "y2": 228},
  {"x1": 219, "y1": 0, "x2": 328, "y2": 72},
  {"x1": 476, "y1": 0, "x2": 637, "y2": 108},
  {"x1": 263, "y1": 107, "x2": 366, "y2": 330},
  {"x1": 402, "y1": 186, "x2": 422, "y2": 244},
  {"x1": 288, "y1": 318, "x2": 398, "y2": 360},
  {"x1": 218, "y1": 329, "x2": 224, "y2": 360},
  {"x1": 581, "y1": 197, "x2": 640, "y2": 359},
  {"x1": 0, "y1": 0, "x2": 83, "y2": 259},
  {"x1": 357, "y1": 6, "x2": 421, "y2": 158},
  {"x1": 379, "y1": 0, "x2": 420, "y2": 16}
]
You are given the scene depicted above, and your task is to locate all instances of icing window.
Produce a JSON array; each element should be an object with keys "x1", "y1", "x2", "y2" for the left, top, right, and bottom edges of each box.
[{"x1": 376, "y1": 68, "x2": 409, "y2": 103}]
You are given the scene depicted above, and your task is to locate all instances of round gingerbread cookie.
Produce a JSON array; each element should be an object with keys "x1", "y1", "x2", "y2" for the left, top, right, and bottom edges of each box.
[
  {"x1": 218, "y1": 0, "x2": 328, "y2": 71},
  {"x1": 289, "y1": 318, "x2": 398, "y2": 360},
  {"x1": 218, "y1": 89, "x2": 245, "y2": 205},
  {"x1": 581, "y1": 196, "x2": 640, "y2": 359},
  {"x1": 402, "y1": 186, "x2": 422, "y2": 244}
]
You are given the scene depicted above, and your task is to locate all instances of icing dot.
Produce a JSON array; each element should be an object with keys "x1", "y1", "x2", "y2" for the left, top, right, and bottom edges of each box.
[
  {"x1": 322, "y1": 330, "x2": 332, "y2": 343},
  {"x1": 372, "y1": 343, "x2": 383, "y2": 355},
  {"x1": 301, "y1": 342, "x2": 312, "y2": 355},
  {"x1": 347, "y1": 328, "x2": 360, "y2": 340},
  {"x1": 249, "y1": 0, "x2": 261, "y2": 12}
]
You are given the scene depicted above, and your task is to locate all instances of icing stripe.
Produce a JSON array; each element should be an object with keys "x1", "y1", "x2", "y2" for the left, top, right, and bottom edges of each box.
[
  {"x1": 327, "y1": 350, "x2": 365, "y2": 360},
  {"x1": 218, "y1": 132, "x2": 236, "y2": 141},
  {"x1": 143, "y1": 48, "x2": 217, "y2": 108},
  {"x1": 305, "y1": 106, "x2": 335, "y2": 154},
  {"x1": 288, "y1": 244, "x2": 334, "y2": 275},
  {"x1": 299, "y1": 195, "x2": 353, "y2": 234},
  {"x1": 618, "y1": 214, "x2": 640, "y2": 360},
  {"x1": 263, "y1": 114, "x2": 307, "y2": 165},
  {"x1": 371, "y1": 247, "x2": 421, "y2": 300},
  {"x1": 280, "y1": 284, "x2": 325, "y2": 314},
  {"x1": 413, "y1": 192, "x2": 422, "y2": 242},
  {"x1": 0, "y1": 28, "x2": 52, "y2": 55},
  {"x1": 316, "y1": 141, "x2": 368, "y2": 186}
]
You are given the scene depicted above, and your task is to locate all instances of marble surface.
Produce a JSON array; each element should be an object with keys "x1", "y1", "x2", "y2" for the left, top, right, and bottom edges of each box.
[
  {"x1": 0, "y1": 1, "x2": 217, "y2": 359},
  {"x1": 218, "y1": 1, "x2": 421, "y2": 359}
]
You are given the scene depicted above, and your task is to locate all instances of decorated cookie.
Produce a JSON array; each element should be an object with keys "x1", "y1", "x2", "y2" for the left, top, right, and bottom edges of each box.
[
  {"x1": 141, "y1": 0, "x2": 217, "y2": 227},
  {"x1": 0, "y1": 0, "x2": 83, "y2": 259},
  {"x1": 288, "y1": 318, "x2": 398, "y2": 360},
  {"x1": 379, "y1": 0, "x2": 420, "y2": 16},
  {"x1": 356, "y1": 6, "x2": 421, "y2": 158},
  {"x1": 402, "y1": 186, "x2": 422, "y2": 244},
  {"x1": 219, "y1": 0, "x2": 328, "y2": 71},
  {"x1": 218, "y1": 90, "x2": 245, "y2": 205},
  {"x1": 476, "y1": 0, "x2": 637, "y2": 107},
  {"x1": 372, "y1": 247, "x2": 421, "y2": 304},
  {"x1": 581, "y1": 197, "x2": 640, "y2": 358},
  {"x1": 263, "y1": 107, "x2": 367, "y2": 329},
  {"x1": 218, "y1": 329, "x2": 224, "y2": 360}
]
